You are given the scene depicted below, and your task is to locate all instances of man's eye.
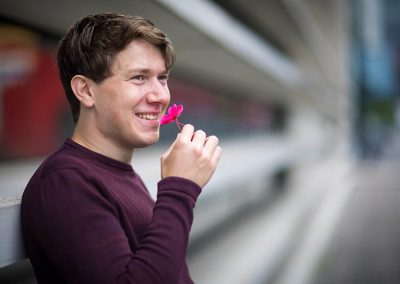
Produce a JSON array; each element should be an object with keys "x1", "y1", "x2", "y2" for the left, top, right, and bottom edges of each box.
[
  {"x1": 159, "y1": 75, "x2": 169, "y2": 82},
  {"x1": 132, "y1": 75, "x2": 145, "y2": 81}
]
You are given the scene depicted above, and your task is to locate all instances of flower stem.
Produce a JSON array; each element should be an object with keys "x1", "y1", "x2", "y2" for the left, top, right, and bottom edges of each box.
[{"x1": 174, "y1": 119, "x2": 184, "y2": 131}]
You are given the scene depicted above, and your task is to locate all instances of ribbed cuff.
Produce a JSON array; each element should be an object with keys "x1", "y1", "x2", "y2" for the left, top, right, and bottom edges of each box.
[{"x1": 157, "y1": 176, "x2": 202, "y2": 204}]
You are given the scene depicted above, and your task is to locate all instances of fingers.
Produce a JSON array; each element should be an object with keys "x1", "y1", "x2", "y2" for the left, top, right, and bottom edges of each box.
[
  {"x1": 171, "y1": 123, "x2": 220, "y2": 158},
  {"x1": 203, "y1": 135, "x2": 219, "y2": 156},
  {"x1": 177, "y1": 125, "x2": 208, "y2": 149},
  {"x1": 192, "y1": 130, "x2": 206, "y2": 149},
  {"x1": 211, "y1": 146, "x2": 222, "y2": 167},
  {"x1": 179, "y1": 124, "x2": 194, "y2": 143},
  {"x1": 161, "y1": 125, "x2": 222, "y2": 186}
]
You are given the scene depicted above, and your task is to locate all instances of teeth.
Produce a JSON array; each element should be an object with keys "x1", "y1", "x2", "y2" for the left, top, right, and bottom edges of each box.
[{"x1": 136, "y1": 113, "x2": 158, "y2": 120}]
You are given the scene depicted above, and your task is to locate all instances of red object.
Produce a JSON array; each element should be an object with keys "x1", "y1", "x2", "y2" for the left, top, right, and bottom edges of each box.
[
  {"x1": 160, "y1": 104, "x2": 184, "y2": 130},
  {"x1": 2, "y1": 51, "x2": 67, "y2": 158}
]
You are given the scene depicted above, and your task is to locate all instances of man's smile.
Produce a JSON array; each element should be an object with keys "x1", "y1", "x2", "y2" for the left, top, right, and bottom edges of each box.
[{"x1": 135, "y1": 112, "x2": 160, "y2": 121}]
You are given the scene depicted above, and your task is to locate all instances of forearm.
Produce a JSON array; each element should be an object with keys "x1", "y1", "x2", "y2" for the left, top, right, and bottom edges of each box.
[{"x1": 116, "y1": 177, "x2": 201, "y2": 283}]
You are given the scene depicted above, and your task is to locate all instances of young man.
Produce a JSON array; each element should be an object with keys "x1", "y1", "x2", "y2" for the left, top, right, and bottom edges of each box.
[{"x1": 21, "y1": 13, "x2": 221, "y2": 284}]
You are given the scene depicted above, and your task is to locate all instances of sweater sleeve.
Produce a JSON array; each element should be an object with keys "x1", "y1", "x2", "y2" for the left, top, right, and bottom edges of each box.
[
  {"x1": 125, "y1": 177, "x2": 201, "y2": 283},
  {"x1": 27, "y1": 169, "x2": 201, "y2": 284}
]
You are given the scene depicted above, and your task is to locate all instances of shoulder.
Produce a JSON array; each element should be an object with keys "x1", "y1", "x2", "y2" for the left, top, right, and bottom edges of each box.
[
  {"x1": 38, "y1": 141, "x2": 95, "y2": 179},
  {"x1": 22, "y1": 143, "x2": 98, "y2": 200},
  {"x1": 22, "y1": 145, "x2": 109, "y2": 210}
]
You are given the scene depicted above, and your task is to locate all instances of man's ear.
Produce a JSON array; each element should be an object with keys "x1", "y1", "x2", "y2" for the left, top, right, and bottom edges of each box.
[{"x1": 70, "y1": 75, "x2": 95, "y2": 108}]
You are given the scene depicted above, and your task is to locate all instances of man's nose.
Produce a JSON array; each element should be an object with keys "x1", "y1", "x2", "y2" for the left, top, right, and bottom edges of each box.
[{"x1": 147, "y1": 79, "x2": 170, "y2": 103}]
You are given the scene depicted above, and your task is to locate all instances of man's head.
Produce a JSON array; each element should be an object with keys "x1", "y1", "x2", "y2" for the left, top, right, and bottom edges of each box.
[{"x1": 57, "y1": 13, "x2": 175, "y2": 124}]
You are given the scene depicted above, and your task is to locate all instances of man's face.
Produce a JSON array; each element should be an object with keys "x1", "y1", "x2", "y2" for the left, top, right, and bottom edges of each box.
[{"x1": 89, "y1": 39, "x2": 170, "y2": 149}]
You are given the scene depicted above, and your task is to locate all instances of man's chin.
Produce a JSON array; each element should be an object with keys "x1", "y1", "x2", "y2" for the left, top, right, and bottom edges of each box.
[{"x1": 134, "y1": 136, "x2": 160, "y2": 148}]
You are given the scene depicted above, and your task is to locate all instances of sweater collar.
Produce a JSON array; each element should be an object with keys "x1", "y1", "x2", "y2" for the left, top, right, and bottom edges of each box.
[{"x1": 65, "y1": 138, "x2": 134, "y2": 172}]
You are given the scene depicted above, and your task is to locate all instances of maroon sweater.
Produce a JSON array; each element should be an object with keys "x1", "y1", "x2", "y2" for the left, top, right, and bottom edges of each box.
[{"x1": 21, "y1": 139, "x2": 201, "y2": 284}]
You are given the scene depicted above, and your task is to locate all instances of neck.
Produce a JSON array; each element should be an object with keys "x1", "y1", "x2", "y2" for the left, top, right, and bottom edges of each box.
[{"x1": 72, "y1": 124, "x2": 134, "y2": 164}]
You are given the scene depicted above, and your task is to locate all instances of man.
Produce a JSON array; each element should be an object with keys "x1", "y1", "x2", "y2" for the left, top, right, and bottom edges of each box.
[{"x1": 21, "y1": 13, "x2": 221, "y2": 284}]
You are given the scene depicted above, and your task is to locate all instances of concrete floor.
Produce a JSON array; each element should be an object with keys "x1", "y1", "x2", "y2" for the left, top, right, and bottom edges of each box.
[
  {"x1": 309, "y1": 162, "x2": 400, "y2": 284},
  {"x1": 188, "y1": 154, "x2": 354, "y2": 284},
  {"x1": 273, "y1": 132, "x2": 400, "y2": 284}
]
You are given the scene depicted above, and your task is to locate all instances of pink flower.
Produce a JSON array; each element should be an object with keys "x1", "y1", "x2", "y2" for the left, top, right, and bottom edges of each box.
[{"x1": 160, "y1": 104, "x2": 184, "y2": 130}]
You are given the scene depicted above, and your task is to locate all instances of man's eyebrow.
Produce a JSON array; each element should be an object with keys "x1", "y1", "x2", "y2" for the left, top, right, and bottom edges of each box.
[{"x1": 127, "y1": 68, "x2": 169, "y2": 74}]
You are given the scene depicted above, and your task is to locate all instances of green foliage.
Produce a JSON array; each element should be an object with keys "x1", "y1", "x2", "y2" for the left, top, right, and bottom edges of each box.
[{"x1": 364, "y1": 99, "x2": 395, "y2": 124}]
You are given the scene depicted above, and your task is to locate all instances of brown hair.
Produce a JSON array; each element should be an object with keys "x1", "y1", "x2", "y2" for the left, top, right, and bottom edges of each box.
[{"x1": 57, "y1": 13, "x2": 176, "y2": 123}]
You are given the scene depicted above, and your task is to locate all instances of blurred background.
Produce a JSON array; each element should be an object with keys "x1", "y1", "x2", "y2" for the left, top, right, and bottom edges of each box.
[{"x1": 1, "y1": 0, "x2": 400, "y2": 283}]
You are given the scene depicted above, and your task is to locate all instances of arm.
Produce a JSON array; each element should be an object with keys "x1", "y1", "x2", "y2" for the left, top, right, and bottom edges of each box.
[
  {"x1": 32, "y1": 169, "x2": 201, "y2": 284},
  {"x1": 26, "y1": 125, "x2": 221, "y2": 284}
]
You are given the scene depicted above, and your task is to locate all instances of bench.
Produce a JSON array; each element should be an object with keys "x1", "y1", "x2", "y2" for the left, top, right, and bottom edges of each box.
[{"x1": 0, "y1": 201, "x2": 37, "y2": 283}]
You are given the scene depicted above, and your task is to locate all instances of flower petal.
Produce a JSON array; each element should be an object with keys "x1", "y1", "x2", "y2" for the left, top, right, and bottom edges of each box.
[
  {"x1": 160, "y1": 103, "x2": 184, "y2": 126},
  {"x1": 169, "y1": 104, "x2": 183, "y2": 118},
  {"x1": 175, "y1": 105, "x2": 183, "y2": 115},
  {"x1": 160, "y1": 114, "x2": 173, "y2": 125}
]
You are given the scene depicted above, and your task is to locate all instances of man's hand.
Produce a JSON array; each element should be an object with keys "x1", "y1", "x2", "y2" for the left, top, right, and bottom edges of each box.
[{"x1": 161, "y1": 124, "x2": 222, "y2": 188}]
